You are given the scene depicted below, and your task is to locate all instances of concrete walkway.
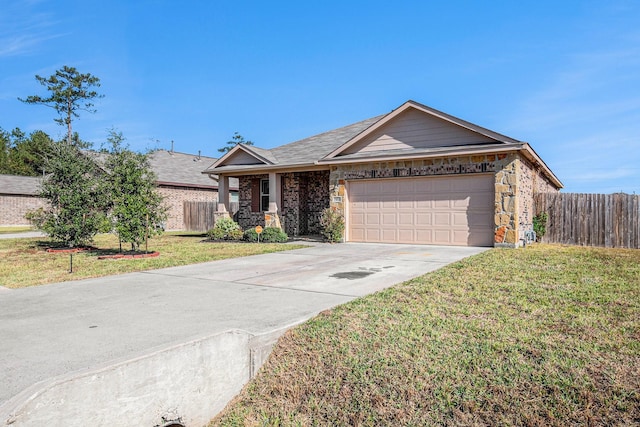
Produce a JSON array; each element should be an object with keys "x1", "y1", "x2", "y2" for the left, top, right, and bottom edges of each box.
[
  {"x1": 0, "y1": 242, "x2": 487, "y2": 407},
  {"x1": 0, "y1": 231, "x2": 44, "y2": 239}
]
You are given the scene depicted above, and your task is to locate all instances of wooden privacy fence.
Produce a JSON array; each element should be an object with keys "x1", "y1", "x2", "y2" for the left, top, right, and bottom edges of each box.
[
  {"x1": 535, "y1": 192, "x2": 640, "y2": 248},
  {"x1": 183, "y1": 201, "x2": 239, "y2": 231}
]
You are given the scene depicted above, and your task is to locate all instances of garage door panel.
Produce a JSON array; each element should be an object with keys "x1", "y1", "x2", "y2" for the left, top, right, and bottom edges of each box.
[
  {"x1": 416, "y1": 213, "x2": 432, "y2": 226},
  {"x1": 351, "y1": 212, "x2": 365, "y2": 225},
  {"x1": 468, "y1": 212, "x2": 493, "y2": 227},
  {"x1": 433, "y1": 229, "x2": 452, "y2": 244},
  {"x1": 398, "y1": 212, "x2": 414, "y2": 225},
  {"x1": 452, "y1": 197, "x2": 471, "y2": 208},
  {"x1": 365, "y1": 228, "x2": 381, "y2": 241},
  {"x1": 381, "y1": 229, "x2": 397, "y2": 241},
  {"x1": 382, "y1": 213, "x2": 397, "y2": 225},
  {"x1": 365, "y1": 213, "x2": 380, "y2": 225},
  {"x1": 350, "y1": 227, "x2": 365, "y2": 240},
  {"x1": 433, "y1": 212, "x2": 451, "y2": 226},
  {"x1": 348, "y1": 175, "x2": 493, "y2": 246},
  {"x1": 451, "y1": 213, "x2": 467, "y2": 227}
]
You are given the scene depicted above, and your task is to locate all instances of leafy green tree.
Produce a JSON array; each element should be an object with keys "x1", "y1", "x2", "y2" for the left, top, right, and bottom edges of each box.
[
  {"x1": 218, "y1": 132, "x2": 254, "y2": 154},
  {"x1": 0, "y1": 127, "x2": 54, "y2": 176},
  {"x1": 0, "y1": 128, "x2": 9, "y2": 173},
  {"x1": 103, "y1": 130, "x2": 167, "y2": 251},
  {"x1": 26, "y1": 141, "x2": 109, "y2": 247},
  {"x1": 19, "y1": 66, "x2": 103, "y2": 145}
]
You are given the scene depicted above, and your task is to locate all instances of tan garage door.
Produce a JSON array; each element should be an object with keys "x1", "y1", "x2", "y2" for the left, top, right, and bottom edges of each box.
[{"x1": 348, "y1": 175, "x2": 494, "y2": 246}]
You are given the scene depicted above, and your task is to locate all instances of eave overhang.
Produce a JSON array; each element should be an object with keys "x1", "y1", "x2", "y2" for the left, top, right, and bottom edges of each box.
[{"x1": 203, "y1": 162, "x2": 330, "y2": 177}]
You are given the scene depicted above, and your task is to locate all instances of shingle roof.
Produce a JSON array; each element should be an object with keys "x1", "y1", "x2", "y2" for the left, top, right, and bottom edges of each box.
[
  {"x1": 0, "y1": 175, "x2": 42, "y2": 196},
  {"x1": 268, "y1": 115, "x2": 385, "y2": 165},
  {"x1": 148, "y1": 150, "x2": 219, "y2": 188},
  {"x1": 87, "y1": 149, "x2": 238, "y2": 189}
]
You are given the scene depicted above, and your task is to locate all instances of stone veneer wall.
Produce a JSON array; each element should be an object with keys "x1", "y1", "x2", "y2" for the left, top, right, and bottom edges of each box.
[
  {"x1": 156, "y1": 186, "x2": 218, "y2": 230},
  {"x1": 493, "y1": 154, "x2": 519, "y2": 246},
  {"x1": 0, "y1": 195, "x2": 46, "y2": 226},
  {"x1": 328, "y1": 153, "x2": 531, "y2": 247}
]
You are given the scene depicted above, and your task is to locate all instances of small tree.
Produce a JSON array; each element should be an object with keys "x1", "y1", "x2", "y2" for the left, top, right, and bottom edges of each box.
[
  {"x1": 218, "y1": 132, "x2": 253, "y2": 154},
  {"x1": 103, "y1": 131, "x2": 167, "y2": 251},
  {"x1": 26, "y1": 141, "x2": 109, "y2": 247},
  {"x1": 19, "y1": 66, "x2": 103, "y2": 145},
  {"x1": 533, "y1": 212, "x2": 549, "y2": 242}
]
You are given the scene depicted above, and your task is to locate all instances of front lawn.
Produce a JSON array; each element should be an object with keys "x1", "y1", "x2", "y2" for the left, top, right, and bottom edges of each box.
[
  {"x1": 0, "y1": 232, "x2": 305, "y2": 289},
  {"x1": 0, "y1": 226, "x2": 33, "y2": 234},
  {"x1": 211, "y1": 245, "x2": 640, "y2": 426}
]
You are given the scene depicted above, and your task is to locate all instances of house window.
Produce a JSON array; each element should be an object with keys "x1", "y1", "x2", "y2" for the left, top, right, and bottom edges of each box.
[{"x1": 260, "y1": 179, "x2": 270, "y2": 211}]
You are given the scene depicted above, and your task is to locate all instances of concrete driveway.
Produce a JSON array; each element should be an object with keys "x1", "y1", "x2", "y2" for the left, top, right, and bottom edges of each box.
[{"x1": 0, "y1": 242, "x2": 487, "y2": 407}]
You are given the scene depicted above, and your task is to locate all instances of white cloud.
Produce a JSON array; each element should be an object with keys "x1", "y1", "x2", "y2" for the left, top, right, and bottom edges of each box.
[{"x1": 0, "y1": 6, "x2": 62, "y2": 58}]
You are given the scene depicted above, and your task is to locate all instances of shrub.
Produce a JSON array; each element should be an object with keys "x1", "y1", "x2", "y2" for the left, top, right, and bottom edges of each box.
[
  {"x1": 207, "y1": 227, "x2": 226, "y2": 240},
  {"x1": 244, "y1": 227, "x2": 288, "y2": 243},
  {"x1": 533, "y1": 212, "x2": 548, "y2": 242},
  {"x1": 227, "y1": 228, "x2": 244, "y2": 241},
  {"x1": 320, "y1": 207, "x2": 345, "y2": 243},
  {"x1": 207, "y1": 217, "x2": 242, "y2": 240}
]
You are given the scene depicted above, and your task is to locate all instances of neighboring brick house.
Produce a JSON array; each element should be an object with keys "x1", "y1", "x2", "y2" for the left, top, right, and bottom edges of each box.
[
  {"x1": 145, "y1": 150, "x2": 238, "y2": 230},
  {"x1": 0, "y1": 175, "x2": 46, "y2": 226},
  {"x1": 0, "y1": 150, "x2": 238, "y2": 230},
  {"x1": 204, "y1": 100, "x2": 562, "y2": 247}
]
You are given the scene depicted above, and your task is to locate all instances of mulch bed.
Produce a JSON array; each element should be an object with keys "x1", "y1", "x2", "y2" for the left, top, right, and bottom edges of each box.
[{"x1": 97, "y1": 251, "x2": 160, "y2": 260}]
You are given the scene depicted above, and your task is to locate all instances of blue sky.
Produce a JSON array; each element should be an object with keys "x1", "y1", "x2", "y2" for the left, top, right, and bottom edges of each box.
[{"x1": 1, "y1": 0, "x2": 638, "y2": 194}]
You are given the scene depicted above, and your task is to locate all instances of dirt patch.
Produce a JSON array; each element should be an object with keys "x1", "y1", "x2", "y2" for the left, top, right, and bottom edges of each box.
[{"x1": 46, "y1": 247, "x2": 94, "y2": 254}]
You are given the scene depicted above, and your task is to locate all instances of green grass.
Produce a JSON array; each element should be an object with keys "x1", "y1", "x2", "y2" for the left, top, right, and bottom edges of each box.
[
  {"x1": 211, "y1": 245, "x2": 640, "y2": 426},
  {"x1": 0, "y1": 226, "x2": 34, "y2": 234},
  {"x1": 0, "y1": 232, "x2": 305, "y2": 289}
]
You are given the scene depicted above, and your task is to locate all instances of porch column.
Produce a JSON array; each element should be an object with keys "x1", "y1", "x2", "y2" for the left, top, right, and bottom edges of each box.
[
  {"x1": 268, "y1": 172, "x2": 281, "y2": 213},
  {"x1": 266, "y1": 172, "x2": 282, "y2": 229},
  {"x1": 216, "y1": 175, "x2": 230, "y2": 212}
]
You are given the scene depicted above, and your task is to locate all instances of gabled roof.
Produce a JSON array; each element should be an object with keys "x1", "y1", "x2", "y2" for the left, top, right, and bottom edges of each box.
[
  {"x1": 203, "y1": 115, "x2": 384, "y2": 173},
  {"x1": 203, "y1": 100, "x2": 561, "y2": 188}
]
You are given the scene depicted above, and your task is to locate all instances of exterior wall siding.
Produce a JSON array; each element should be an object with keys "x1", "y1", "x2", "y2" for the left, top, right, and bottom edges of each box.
[
  {"x1": 0, "y1": 195, "x2": 46, "y2": 226},
  {"x1": 150, "y1": 186, "x2": 218, "y2": 231},
  {"x1": 343, "y1": 109, "x2": 495, "y2": 154}
]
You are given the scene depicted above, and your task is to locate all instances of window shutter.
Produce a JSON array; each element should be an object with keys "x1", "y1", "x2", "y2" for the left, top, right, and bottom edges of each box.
[{"x1": 251, "y1": 179, "x2": 260, "y2": 212}]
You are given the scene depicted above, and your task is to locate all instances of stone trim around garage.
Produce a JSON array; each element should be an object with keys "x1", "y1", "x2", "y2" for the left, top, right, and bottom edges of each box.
[{"x1": 328, "y1": 153, "x2": 540, "y2": 247}]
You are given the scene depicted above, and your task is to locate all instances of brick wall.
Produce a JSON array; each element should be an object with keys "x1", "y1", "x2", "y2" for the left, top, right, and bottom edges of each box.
[
  {"x1": 517, "y1": 157, "x2": 560, "y2": 239},
  {"x1": 157, "y1": 186, "x2": 218, "y2": 230},
  {"x1": 237, "y1": 171, "x2": 329, "y2": 235},
  {"x1": 237, "y1": 175, "x2": 268, "y2": 231},
  {"x1": 0, "y1": 195, "x2": 46, "y2": 226}
]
